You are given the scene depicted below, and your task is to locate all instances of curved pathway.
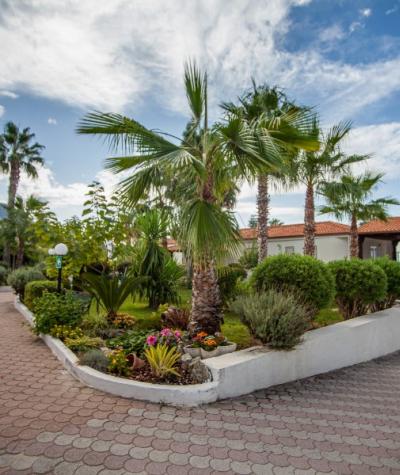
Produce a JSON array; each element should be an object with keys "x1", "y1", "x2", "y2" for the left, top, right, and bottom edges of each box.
[{"x1": 1, "y1": 289, "x2": 400, "y2": 475}]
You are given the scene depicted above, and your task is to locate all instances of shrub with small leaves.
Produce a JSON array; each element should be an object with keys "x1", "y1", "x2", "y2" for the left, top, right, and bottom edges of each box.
[
  {"x1": 111, "y1": 313, "x2": 136, "y2": 329},
  {"x1": 107, "y1": 329, "x2": 156, "y2": 356},
  {"x1": 217, "y1": 264, "x2": 247, "y2": 304},
  {"x1": 108, "y1": 349, "x2": 130, "y2": 376},
  {"x1": 50, "y1": 325, "x2": 84, "y2": 341},
  {"x1": 24, "y1": 280, "x2": 58, "y2": 310},
  {"x1": 79, "y1": 349, "x2": 109, "y2": 372},
  {"x1": 231, "y1": 289, "x2": 310, "y2": 349},
  {"x1": 7, "y1": 267, "x2": 45, "y2": 300},
  {"x1": 328, "y1": 259, "x2": 387, "y2": 319},
  {"x1": 33, "y1": 291, "x2": 87, "y2": 335},
  {"x1": 372, "y1": 257, "x2": 400, "y2": 310},
  {"x1": 64, "y1": 335, "x2": 103, "y2": 352}
]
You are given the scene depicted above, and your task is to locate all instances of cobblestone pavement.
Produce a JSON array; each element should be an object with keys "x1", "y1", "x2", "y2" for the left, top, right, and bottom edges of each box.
[{"x1": 1, "y1": 290, "x2": 400, "y2": 475}]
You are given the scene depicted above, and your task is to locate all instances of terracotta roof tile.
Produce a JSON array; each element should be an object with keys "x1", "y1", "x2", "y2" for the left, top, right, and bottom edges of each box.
[
  {"x1": 240, "y1": 221, "x2": 350, "y2": 240},
  {"x1": 358, "y1": 217, "x2": 400, "y2": 234}
]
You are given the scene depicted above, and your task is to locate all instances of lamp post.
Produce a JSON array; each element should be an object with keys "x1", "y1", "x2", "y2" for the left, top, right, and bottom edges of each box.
[{"x1": 49, "y1": 243, "x2": 68, "y2": 293}]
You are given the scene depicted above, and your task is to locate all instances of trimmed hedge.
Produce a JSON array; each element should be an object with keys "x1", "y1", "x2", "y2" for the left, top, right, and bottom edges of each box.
[
  {"x1": 7, "y1": 267, "x2": 45, "y2": 300},
  {"x1": 328, "y1": 259, "x2": 387, "y2": 319},
  {"x1": 24, "y1": 280, "x2": 59, "y2": 311},
  {"x1": 372, "y1": 257, "x2": 400, "y2": 309},
  {"x1": 250, "y1": 254, "x2": 334, "y2": 317}
]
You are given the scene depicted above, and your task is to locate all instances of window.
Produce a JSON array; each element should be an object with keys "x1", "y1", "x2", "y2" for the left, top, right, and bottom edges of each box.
[
  {"x1": 285, "y1": 246, "x2": 295, "y2": 255},
  {"x1": 370, "y1": 246, "x2": 378, "y2": 259}
]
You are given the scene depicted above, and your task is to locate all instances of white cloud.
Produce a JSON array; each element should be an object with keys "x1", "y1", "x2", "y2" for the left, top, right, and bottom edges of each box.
[
  {"x1": 0, "y1": 105, "x2": 4, "y2": 117},
  {"x1": 360, "y1": 8, "x2": 372, "y2": 17},
  {"x1": 47, "y1": 117, "x2": 57, "y2": 125},
  {"x1": 319, "y1": 24, "x2": 345, "y2": 43},
  {"x1": 0, "y1": 90, "x2": 18, "y2": 99}
]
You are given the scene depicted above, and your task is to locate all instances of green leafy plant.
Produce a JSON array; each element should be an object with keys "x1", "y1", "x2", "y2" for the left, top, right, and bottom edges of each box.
[
  {"x1": 372, "y1": 257, "x2": 400, "y2": 310},
  {"x1": 7, "y1": 266, "x2": 45, "y2": 300},
  {"x1": 79, "y1": 349, "x2": 109, "y2": 372},
  {"x1": 238, "y1": 244, "x2": 258, "y2": 270},
  {"x1": 231, "y1": 289, "x2": 310, "y2": 349},
  {"x1": 328, "y1": 259, "x2": 387, "y2": 319},
  {"x1": 80, "y1": 312, "x2": 109, "y2": 336},
  {"x1": 144, "y1": 344, "x2": 180, "y2": 378},
  {"x1": 108, "y1": 349, "x2": 130, "y2": 376},
  {"x1": 107, "y1": 329, "x2": 156, "y2": 356},
  {"x1": 251, "y1": 254, "x2": 334, "y2": 318},
  {"x1": 64, "y1": 335, "x2": 103, "y2": 352},
  {"x1": 82, "y1": 271, "x2": 140, "y2": 322},
  {"x1": 33, "y1": 291, "x2": 87, "y2": 335},
  {"x1": 0, "y1": 265, "x2": 8, "y2": 285},
  {"x1": 24, "y1": 280, "x2": 58, "y2": 310},
  {"x1": 50, "y1": 325, "x2": 84, "y2": 341},
  {"x1": 217, "y1": 264, "x2": 247, "y2": 304}
]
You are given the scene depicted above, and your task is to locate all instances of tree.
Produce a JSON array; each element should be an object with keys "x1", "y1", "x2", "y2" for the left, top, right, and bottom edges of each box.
[
  {"x1": 222, "y1": 84, "x2": 319, "y2": 262},
  {"x1": 0, "y1": 122, "x2": 44, "y2": 265},
  {"x1": 248, "y1": 215, "x2": 258, "y2": 228},
  {"x1": 320, "y1": 173, "x2": 399, "y2": 258},
  {"x1": 289, "y1": 119, "x2": 367, "y2": 256},
  {"x1": 77, "y1": 62, "x2": 297, "y2": 334},
  {"x1": 269, "y1": 218, "x2": 283, "y2": 226}
]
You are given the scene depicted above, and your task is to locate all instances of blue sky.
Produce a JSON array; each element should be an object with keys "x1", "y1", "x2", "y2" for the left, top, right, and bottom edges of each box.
[{"x1": 0, "y1": 0, "x2": 399, "y2": 225}]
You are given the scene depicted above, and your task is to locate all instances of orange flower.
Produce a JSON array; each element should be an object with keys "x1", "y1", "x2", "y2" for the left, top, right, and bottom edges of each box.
[
  {"x1": 204, "y1": 339, "x2": 217, "y2": 347},
  {"x1": 196, "y1": 332, "x2": 208, "y2": 339}
]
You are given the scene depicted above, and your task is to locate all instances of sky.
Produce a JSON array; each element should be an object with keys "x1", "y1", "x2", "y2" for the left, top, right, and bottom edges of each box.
[{"x1": 0, "y1": 0, "x2": 399, "y2": 227}]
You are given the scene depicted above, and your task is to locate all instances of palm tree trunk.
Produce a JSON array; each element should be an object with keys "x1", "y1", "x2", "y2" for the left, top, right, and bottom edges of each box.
[
  {"x1": 15, "y1": 238, "x2": 24, "y2": 268},
  {"x1": 350, "y1": 214, "x2": 359, "y2": 258},
  {"x1": 303, "y1": 182, "x2": 316, "y2": 256},
  {"x1": 257, "y1": 174, "x2": 269, "y2": 262},
  {"x1": 189, "y1": 260, "x2": 222, "y2": 335},
  {"x1": 3, "y1": 162, "x2": 20, "y2": 266}
]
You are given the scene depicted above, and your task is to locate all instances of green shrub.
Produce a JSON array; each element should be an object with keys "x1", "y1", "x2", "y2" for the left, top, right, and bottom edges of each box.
[
  {"x1": 49, "y1": 325, "x2": 84, "y2": 341},
  {"x1": 217, "y1": 264, "x2": 247, "y2": 304},
  {"x1": 372, "y1": 257, "x2": 400, "y2": 309},
  {"x1": 24, "y1": 280, "x2": 58, "y2": 310},
  {"x1": 328, "y1": 259, "x2": 387, "y2": 319},
  {"x1": 0, "y1": 265, "x2": 8, "y2": 285},
  {"x1": 65, "y1": 335, "x2": 103, "y2": 352},
  {"x1": 79, "y1": 349, "x2": 109, "y2": 372},
  {"x1": 251, "y1": 254, "x2": 334, "y2": 317},
  {"x1": 107, "y1": 329, "x2": 155, "y2": 356},
  {"x1": 231, "y1": 289, "x2": 310, "y2": 349},
  {"x1": 33, "y1": 291, "x2": 88, "y2": 334},
  {"x1": 7, "y1": 267, "x2": 45, "y2": 299},
  {"x1": 239, "y1": 245, "x2": 258, "y2": 270}
]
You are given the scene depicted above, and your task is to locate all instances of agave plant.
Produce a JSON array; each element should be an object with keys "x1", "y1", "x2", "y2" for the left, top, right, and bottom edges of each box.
[{"x1": 82, "y1": 271, "x2": 140, "y2": 322}]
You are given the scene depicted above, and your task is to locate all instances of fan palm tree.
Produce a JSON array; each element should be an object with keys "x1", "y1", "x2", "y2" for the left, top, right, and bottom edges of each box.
[
  {"x1": 77, "y1": 63, "x2": 311, "y2": 334},
  {"x1": 0, "y1": 122, "x2": 44, "y2": 264},
  {"x1": 319, "y1": 173, "x2": 399, "y2": 258},
  {"x1": 290, "y1": 119, "x2": 368, "y2": 256},
  {"x1": 222, "y1": 84, "x2": 319, "y2": 262}
]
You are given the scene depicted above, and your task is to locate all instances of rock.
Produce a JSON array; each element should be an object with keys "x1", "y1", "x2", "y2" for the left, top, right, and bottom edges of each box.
[{"x1": 187, "y1": 356, "x2": 210, "y2": 384}]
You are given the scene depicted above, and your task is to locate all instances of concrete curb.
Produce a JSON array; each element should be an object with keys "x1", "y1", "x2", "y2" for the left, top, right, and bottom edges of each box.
[{"x1": 14, "y1": 297, "x2": 400, "y2": 405}]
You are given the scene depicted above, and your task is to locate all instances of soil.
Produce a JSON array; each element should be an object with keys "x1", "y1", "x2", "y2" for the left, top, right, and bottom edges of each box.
[{"x1": 128, "y1": 361, "x2": 198, "y2": 385}]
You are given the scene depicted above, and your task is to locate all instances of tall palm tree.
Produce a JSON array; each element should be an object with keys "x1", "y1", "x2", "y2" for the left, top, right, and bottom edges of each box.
[
  {"x1": 290, "y1": 119, "x2": 367, "y2": 256},
  {"x1": 0, "y1": 122, "x2": 44, "y2": 264},
  {"x1": 319, "y1": 173, "x2": 399, "y2": 258},
  {"x1": 222, "y1": 84, "x2": 319, "y2": 262},
  {"x1": 77, "y1": 63, "x2": 305, "y2": 334}
]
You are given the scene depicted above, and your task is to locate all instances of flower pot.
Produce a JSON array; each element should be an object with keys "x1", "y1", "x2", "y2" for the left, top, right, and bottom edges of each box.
[
  {"x1": 218, "y1": 342, "x2": 237, "y2": 355},
  {"x1": 200, "y1": 348, "x2": 220, "y2": 359},
  {"x1": 183, "y1": 345, "x2": 201, "y2": 358}
]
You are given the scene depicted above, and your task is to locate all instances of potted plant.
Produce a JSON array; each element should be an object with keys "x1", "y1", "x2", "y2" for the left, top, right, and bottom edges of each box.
[
  {"x1": 183, "y1": 331, "x2": 205, "y2": 358},
  {"x1": 200, "y1": 335, "x2": 220, "y2": 359}
]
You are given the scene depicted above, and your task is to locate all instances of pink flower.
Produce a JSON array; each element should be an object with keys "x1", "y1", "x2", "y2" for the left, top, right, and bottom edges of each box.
[
  {"x1": 174, "y1": 330, "x2": 182, "y2": 339},
  {"x1": 160, "y1": 328, "x2": 172, "y2": 337},
  {"x1": 146, "y1": 335, "x2": 157, "y2": 346}
]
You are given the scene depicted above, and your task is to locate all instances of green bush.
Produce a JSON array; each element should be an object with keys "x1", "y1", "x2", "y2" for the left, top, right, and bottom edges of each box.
[
  {"x1": 107, "y1": 329, "x2": 156, "y2": 356},
  {"x1": 7, "y1": 267, "x2": 45, "y2": 300},
  {"x1": 239, "y1": 245, "x2": 258, "y2": 270},
  {"x1": 251, "y1": 254, "x2": 334, "y2": 318},
  {"x1": 328, "y1": 259, "x2": 387, "y2": 319},
  {"x1": 217, "y1": 264, "x2": 247, "y2": 304},
  {"x1": 372, "y1": 257, "x2": 400, "y2": 309},
  {"x1": 33, "y1": 291, "x2": 88, "y2": 335},
  {"x1": 65, "y1": 335, "x2": 103, "y2": 352},
  {"x1": 79, "y1": 349, "x2": 109, "y2": 372},
  {"x1": 231, "y1": 289, "x2": 310, "y2": 349},
  {"x1": 0, "y1": 265, "x2": 8, "y2": 285},
  {"x1": 24, "y1": 280, "x2": 58, "y2": 310}
]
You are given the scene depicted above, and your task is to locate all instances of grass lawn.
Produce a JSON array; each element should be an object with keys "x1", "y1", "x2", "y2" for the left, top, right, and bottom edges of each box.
[{"x1": 88, "y1": 287, "x2": 343, "y2": 349}]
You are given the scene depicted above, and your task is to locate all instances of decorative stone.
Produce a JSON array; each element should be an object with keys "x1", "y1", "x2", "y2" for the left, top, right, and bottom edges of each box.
[{"x1": 186, "y1": 357, "x2": 210, "y2": 384}]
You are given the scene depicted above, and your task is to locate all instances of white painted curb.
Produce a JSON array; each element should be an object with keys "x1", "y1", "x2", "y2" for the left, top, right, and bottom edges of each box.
[{"x1": 14, "y1": 297, "x2": 400, "y2": 405}]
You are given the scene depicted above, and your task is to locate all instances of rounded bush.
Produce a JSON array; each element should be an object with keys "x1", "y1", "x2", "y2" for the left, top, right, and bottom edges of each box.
[
  {"x1": 251, "y1": 254, "x2": 335, "y2": 317},
  {"x1": 24, "y1": 280, "x2": 58, "y2": 310},
  {"x1": 373, "y1": 257, "x2": 400, "y2": 309},
  {"x1": 7, "y1": 267, "x2": 45, "y2": 299},
  {"x1": 328, "y1": 259, "x2": 387, "y2": 319},
  {"x1": 231, "y1": 289, "x2": 310, "y2": 349},
  {"x1": 79, "y1": 349, "x2": 109, "y2": 372}
]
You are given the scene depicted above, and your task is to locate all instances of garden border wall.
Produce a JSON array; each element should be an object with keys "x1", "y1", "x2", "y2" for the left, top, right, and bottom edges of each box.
[{"x1": 15, "y1": 297, "x2": 400, "y2": 406}]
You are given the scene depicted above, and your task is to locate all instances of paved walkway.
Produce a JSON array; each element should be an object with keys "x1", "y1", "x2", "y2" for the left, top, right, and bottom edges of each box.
[{"x1": 1, "y1": 290, "x2": 400, "y2": 475}]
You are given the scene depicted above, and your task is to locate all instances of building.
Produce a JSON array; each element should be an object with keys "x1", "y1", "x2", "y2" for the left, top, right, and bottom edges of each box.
[{"x1": 167, "y1": 217, "x2": 400, "y2": 263}]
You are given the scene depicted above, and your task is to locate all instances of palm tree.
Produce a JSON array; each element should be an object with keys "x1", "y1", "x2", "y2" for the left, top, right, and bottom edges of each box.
[
  {"x1": 0, "y1": 122, "x2": 44, "y2": 265},
  {"x1": 290, "y1": 119, "x2": 367, "y2": 256},
  {"x1": 77, "y1": 63, "x2": 305, "y2": 334},
  {"x1": 269, "y1": 218, "x2": 283, "y2": 226},
  {"x1": 319, "y1": 173, "x2": 399, "y2": 258},
  {"x1": 222, "y1": 84, "x2": 319, "y2": 262}
]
